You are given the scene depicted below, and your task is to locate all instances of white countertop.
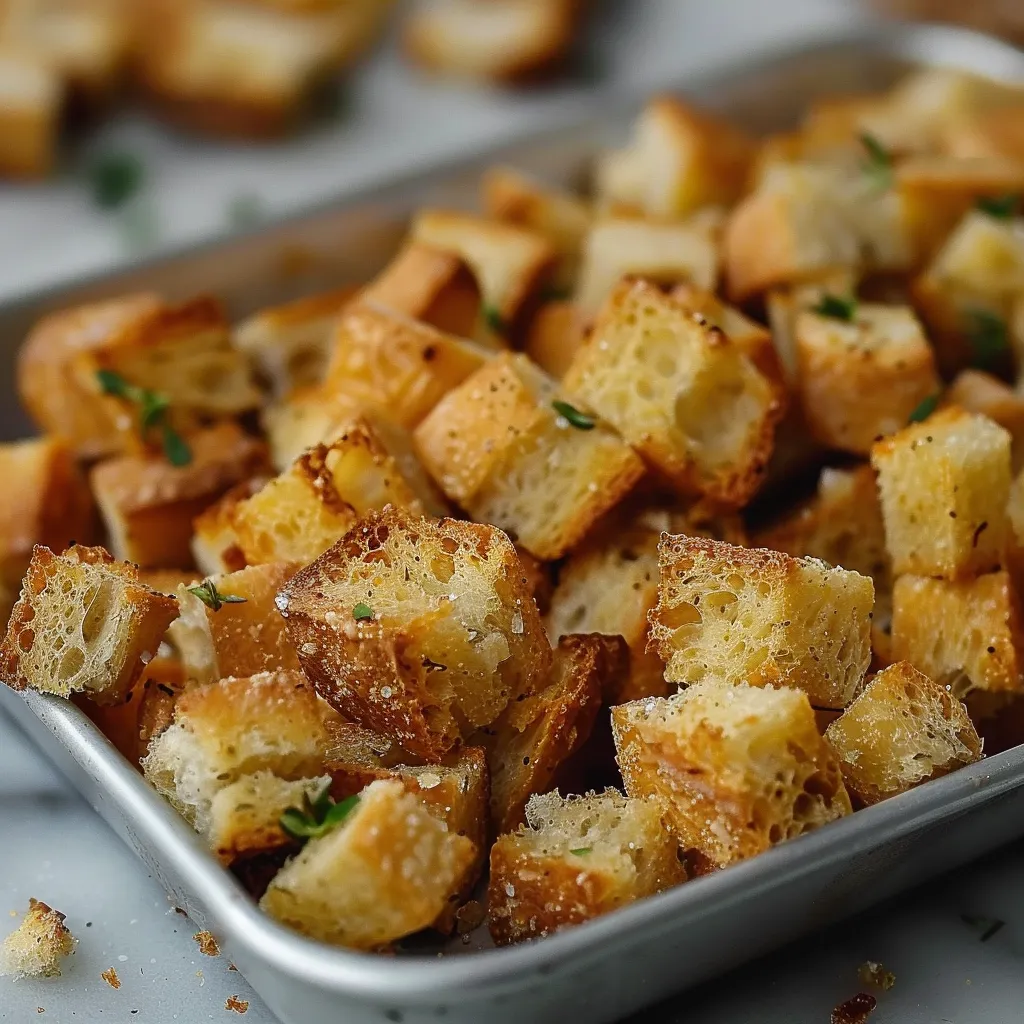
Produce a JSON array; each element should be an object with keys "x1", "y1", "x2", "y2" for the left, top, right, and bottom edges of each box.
[{"x1": 4, "y1": 2, "x2": 1024, "y2": 1021}]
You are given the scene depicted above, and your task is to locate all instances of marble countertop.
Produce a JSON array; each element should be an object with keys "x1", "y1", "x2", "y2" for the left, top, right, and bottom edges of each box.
[{"x1": 3, "y1": 2, "x2": 1024, "y2": 1021}]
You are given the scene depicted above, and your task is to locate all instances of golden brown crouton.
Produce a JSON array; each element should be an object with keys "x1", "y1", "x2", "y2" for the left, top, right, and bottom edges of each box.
[
  {"x1": 141, "y1": 670, "x2": 344, "y2": 830},
  {"x1": 414, "y1": 352, "x2": 645, "y2": 560},
  {"x1": 942, "y1": 102, "x2": 1024, "y2": 164},
  {"x1": 260, "y1": 778, "x2": 476, "y2": 950},
  {"x1": 0, "y1": 46, "x2": 62, "y2": 178},
  {"x1": 261, "y1": 384, "x2": 366, "y2": 471},
  {"x1": 795, "y1": 303, "x2": 939, "y2": 455},
  {"x1": 612, "y1": 682, "x2": 852, "y2": 872},
  {"x1": 278, "y1": 508, "x2": 551, "y2": 759},
  {"x1": 0, "y1": 899, "x2": 75, "y2": 978},
  {"x1": 564, "y1": 280, "x2": 781, "y2": 507},
  {"x1": 593, "y1": 95, "x2": 754, "y2": 219},
  {"x1": 488, "y1": 789, "x2": 685, "y2": 945},
  {"x1": 891, "y1": 571, "x2": 1024, "y2": 710},
  {"x1": 523, "y1": 299, "x2": 585, "y2": 380},
  {"x1": 650, "y1": 536, "x2": 874, "y2": 708},
  {"x1": 0, "y1": 545, "x2": 179, "y2": 704},
  {"x1": 871, "y1": 406, "x2": 1012, "y2": 579},
  {"x1": 360, "y1": 242, "x2": 480, "y2": 339},
  {"x1": 403, "y1": 0, "x2": 578, "y2": 84},
  {"x1": 824, "y1": 661, "x2": 982, "y2": 806},
  {"x1": 946, "y1": 370, "x2": 1024, "y2": 469},
  {"x1": 191, "y1": 476, "x2": 269, "y2": 576},
  {"x1": 90, "y1": 423, "x2": 270, "y2": 570}
]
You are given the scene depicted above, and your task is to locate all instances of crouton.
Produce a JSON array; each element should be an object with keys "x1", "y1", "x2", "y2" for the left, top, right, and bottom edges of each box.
[
  {"x1": 942, "y1": 102, "x2": 1024, "y2": 165},
  {"x1": 523, "y1": 299, "x2": 585, "y2": 379},
  {"x1": 403, "y1": 0, "x2": 578, "y2": 84},
  {"x1": 0, "y1": 899, "x2": 75, "y2": 978},
  {"x1": 360, "y1": 242, "x2": 480, "y2": 339},
  {"x1": 824, "y1": 661, "x2": 982, "y2": 806},
  {"x1": 261, "y1": 384, "x2": 366, "y2": 471},
  {"x1": 546, "y1": 521, "x2": 667, "y2": 704},
  {"x1": 206, "y1": 772, "x2": 330, "y2": 864},
  {"x1": 650, "y1": 536, "x2": 874, "y2": 708},
  {"x1": 233, "y1": 285, "x2": 359, "y2": 399},
  {"x1": 871, "y1": 406, "x2": 1012, "y2": 579},
  {"x1": 89, "y1": 423, "x2": 270, "y2": 570},
  {"x1": 563, "y1": 280, "x2": 781, "y2": 507},
  {"x1": 141, "y1": 670, "x2": 343, "y2": 830},
  {"x1": 322, "y1": 301, "x2": 490, "y2": 430},
  {"x1": 260, "y1": 778, "x2": 476, "y2": 950},
  {"x1": 191, "y1": 476, "x2": 269, "y2": 576},
  {"x1": 795, "y1": 302, "x2": 939, "y2": 454},
  {"x1": 0, "y1": 545, "x2": 179, "y2": 704},
  {"x1": 946, "y1": 370, "x2": 1024, "y2": 469},
  {"x1": 475, "y1": 634, "x2": 621, "y2": 834},
  {"x1": 481, "y1": 166, "x2": 591, "y2": 291},
  {"x1": 415, "y1": 352, "x2": 644, "y2": 560},
  {"x1": 410, "y1": 208, "x2": 555, "y2": 342},
  {"x1": 612, "y1": 682, "x2": 852, "y2": 871},
  {"x1": 0, "y1": 436, "x2": 96, "y2": 598},
  {"x1": 168, "y1": 562, "x2": 301, "y2": 685},
  {"x1": 0, "y1": 46, "x2": 61, "y2": 178},
  {"x1": 593, "y1": 95, "x2": 754, "y2": 219},
  {"x1": 891, "y1": 571, "x2": 1024, "y2": 709},
  {"x1": 574, "y1": 214, "x2": 720, "y2": 317},
  {"x1": 488, "y1": 789, "x2": 685, "y2": 945},
  {"x1": 278, "y1": 508, "x2": 551, "y2": 759}
]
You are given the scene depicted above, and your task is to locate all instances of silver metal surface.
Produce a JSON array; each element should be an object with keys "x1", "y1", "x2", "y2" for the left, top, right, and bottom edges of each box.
[{"x1": 4, "y1": 21, "x2": 1024, "y2": 1024}]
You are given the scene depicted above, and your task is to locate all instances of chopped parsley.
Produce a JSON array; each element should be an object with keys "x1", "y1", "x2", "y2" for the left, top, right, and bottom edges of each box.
[
  {"x1": 280, "y1": 787, "x2": 360, "y2": 842},
  {"x1": 812, "y1": 294, "x2": 857, "y2": 322},
  {"x1": 569, "y1": 847, "x2": 592, "y2": 856},
  {"x1": 95, "y1": 370, "x2": 192, "y2": 466},
  {"x1": 352, "y1": 602, "x2": 374, "y2": 621},
  {"x1": 90, "y1": 152, "x2": 144, "y2": 210},
  {"x1": 965, "y1": 309, "x2": 1009, "y2": 369},
  {"x1": 860, "y1": 132, "x2": 893, "y2": 193},
  {"x1": 908, "y1": 394, "x2": 940, "y2": 423},
  {"x1": 482, "y1": 304, "x2": 506, "y2": 335},
  {"x1": 187, "y1": 579, "x2": 247, "y2": 612},
  {"x1": 976, "y1": 193, "x2": 1021, "y2": 220},
  {"x1": 552, "y1": 400, "x2": 596, "y2": 430}
]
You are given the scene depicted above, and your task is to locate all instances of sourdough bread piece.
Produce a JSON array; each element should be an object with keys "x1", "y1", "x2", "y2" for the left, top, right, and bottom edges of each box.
[
  {"x1": 0, "y1": 545, "x2": 178, "y2": 704},
  {"x1": 487, "y1": 789, "x2": 686, "y2": 945},
  {"x1": 612, "y1": 682, "x2": 852, "y2": 871},
  {"x1": 825, "y1": 661, "x2": 982, "y2": 805},
  {"x1": 0, "y1": 899, "x2": 75, "y2": 978},
  {"x1": 650, "y1": 535, "x2": 874, "y2": 708},
  {"x1": 260, "y1": 778, "x2": 476, "y2": 950},
  {"x1": 278, "y1": 508, "x2": 550, "y2": 759}
]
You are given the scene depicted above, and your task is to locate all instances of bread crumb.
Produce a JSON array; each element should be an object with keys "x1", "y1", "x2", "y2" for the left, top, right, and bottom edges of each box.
[
  {"x1": 831, "y1": 993, "x2": 877, "y2": 1024},
  {"x1": 228, "y1": 962, "x2": 238, "y2": 971},
  {"x1": 193, "y1": 931, "x2": 220, "y2": 956},
  {"x1": 455, "y1": 900, "x2": 486, "y2": 935},
  {"x1": 858, "y1": 961, "x2": 896, "y2": 991},
  {"x1": 101, "y1": 967, "x2": 121, "y2": 990},
  {"x1": 226, "y1": 995, "x2": 249, "y2": 1013},
  {"x1": 0, "y1": 899, "x2": 76, "y2": 978}
]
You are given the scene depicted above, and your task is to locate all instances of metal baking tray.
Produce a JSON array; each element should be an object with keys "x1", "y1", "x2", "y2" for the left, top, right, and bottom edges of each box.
[{"x1": 4, "y1": 21, "x2": 1024, "y2": 1024}]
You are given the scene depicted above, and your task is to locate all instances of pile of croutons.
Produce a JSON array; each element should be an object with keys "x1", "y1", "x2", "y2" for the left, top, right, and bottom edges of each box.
[{"x1": 5, "y1": 65, "x2": 1024, "y2": 952}]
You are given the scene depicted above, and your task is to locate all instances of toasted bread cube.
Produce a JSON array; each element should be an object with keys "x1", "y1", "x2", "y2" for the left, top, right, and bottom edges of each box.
[
  {"x1": 482, "y1": 166, "x2": 591, "y2": 291},
  {"x1": 475, "y1": 634, "x2": 620, "y2": 834},
  {"x1": 279, "y1": 508, "x2": 550, "y2": 759},
  {"x1": 650, "y1": 536, "x2": 874, "y2": 708},
  {"x1": 0, "y1": 46, "x2": 61, "y2": 177},
  {"x1": 206, "y1": 771, "x2": 330, "y2": 864},
  {"x1": 488, "y1": 789, "x2": 685, "y2": 945},
  {"x1": 0, "y1": 899, "x2": 75, "y2": 979},
  {"x1": 942, "y1": 102, "x2": 1024, "y2": 164},
  {"x1": 593, "y1": 96, "x2": 754, "y2": 220},
  {"x1": 0, "y1": 545, "x2": 178, "y2": 704},
  {"x1": 612, "y1": 682, "x2": 852, "y2": 870},
  {"x1": 891, "y1": 571, "x2": 1024, "y2": 709},
  {"x1": 824, "y1": 661, "x2": 982, "y2": 806},
  {"x1": 574, "y1": 214, "x2": 720, "y2": 317},
  {"x1": 415, "y1": 352, "x2": 645, "y2": 560},
  {"x1": 871, "y1": 407, "x2": 1012, "y2": 579},
  {"x1": 231, "y1": 415, "x2": 445, "y2": 568},
  {"x1": 233, "y1": 285, "x2": 358, "y2": 399},
  {"x1": 141, "y1": 671, "x2": 343, "y2": 829},
  {"x1": 322, "y1": 301, "x2": 491, "y2": 429},
  {"x1": 360, "y1": 241, "x2": 480, "y2": 339},
  {"x1": 410, "y1": 208, "x2": 555, "y2": 342},
  {"x1": 89, "y1": 423, "x2": 269, "y2": 570},
  {"x1": 260, "y1": 778, "x2": 476, "y2": 950},
  {"x1": 403, "y1": 0, "x2": 577, "y2": 84},
  {"x1": 0, "y1": 436, "x2": 95, "y2": 595},
  {"x1": 564, "y1": 280, "x2": 781, "y2": 506},
  {"x1": 191, "y1": 475, "x2": 268, "y2": 576},
  {"x1": 168, "y1": 562, "x2": 301, "y2": 685},
  {"x1": 261, "y1": 384, "x2": 366, "y2": 471},
  {"x1": 547, "y1": 522, "x2": 667, "y2": 704},
  {"x1": 947, "y1": 370, "x2": 1024, "y2": 469},
  {"x1": 795, "y1": 303, "x2": 939, "y2": 454},
  {"x1": 523, "y1": 299, "x2": 585, "y2": 380}
]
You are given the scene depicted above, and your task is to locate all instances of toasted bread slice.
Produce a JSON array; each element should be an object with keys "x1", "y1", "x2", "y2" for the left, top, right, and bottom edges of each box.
[
  {"x1": 0, "y1": 46, "x2": 62, "y2": 177},
  {"x1": 0, "y1": 899, "x2": 75, "y2": 978}
]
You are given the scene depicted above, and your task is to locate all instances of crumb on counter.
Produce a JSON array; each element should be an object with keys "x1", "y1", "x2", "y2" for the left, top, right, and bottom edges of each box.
[
  {"x1": 831, "y1": 992, "x2": 877, "y2": 1024},
  {"x1": 0, "y1": 899, "x2": 76, "y2": 979},
  {"x1": 858, "y1": 961, "x2": 896, "y2": 991},
  {"x1": 226, "y1": 995, "x2": 249, "y2": 1013},
  {"x1": 193, "y1": 931, "x2": 220, "y2": 956},
  {"x1": 101, "y1": 966, "x2": 121, "y2": 990}
]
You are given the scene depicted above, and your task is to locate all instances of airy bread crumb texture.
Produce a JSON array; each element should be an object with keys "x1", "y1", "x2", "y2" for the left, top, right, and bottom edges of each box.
[
  {"x1": 0, "y1": 899, "x2": 75, "y2": 978},
  {"x1": 487, "y1": 789, "x2": 686, "y2": 945}
]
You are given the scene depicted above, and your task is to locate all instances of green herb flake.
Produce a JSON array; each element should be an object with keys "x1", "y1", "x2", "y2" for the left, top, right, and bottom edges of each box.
[
  {"x1": 280, "y1": 787, "x2": 360, "y2": 843},
  {"x1": 95, "y1": 370, "x2": 192, "y2": 466},
  {"x1": 482, "y1": 304, "x2": 506, "y2": 335},
  {"x1": 908, "y1": 393, "x2": 940, "y2": 424},
  {"x1": 965, "y1": 309, "x2": 1009, "y2": 369},
  {"x1": 352, "y1": 602, "x2": 374, "y2": 621},
  {"x1": 860, "y1": 132, "x2": 893, "y2": 192},
  {"x1": 90, "y1": 152, "x2": 145, "y2": 210},
  {"x1": 552, "y1": 400, "x2": 596, "y2": 430},
  {"x1": 976, "y1": 193, "x2": 1021, "y2": 220},
  {"x1": 812, "y1": 294, "x2": 857, "y2": 323},
  {"x1": 569, "y1": 847, "x2": 592, "y2": 856},
  {"x1": 187, "y1": 579, "x2": 247, "y2": 613}
]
